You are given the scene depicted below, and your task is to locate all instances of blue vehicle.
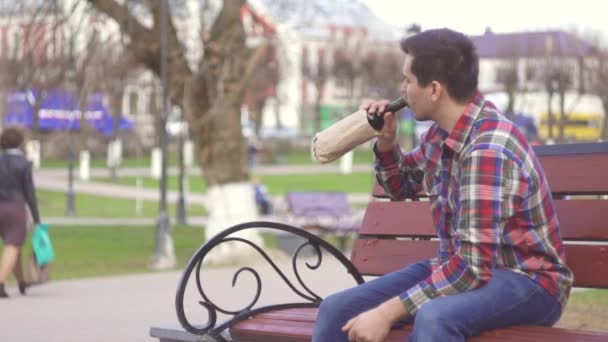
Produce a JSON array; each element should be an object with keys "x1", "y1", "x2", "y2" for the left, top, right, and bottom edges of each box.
[{"x1": 4, "y1": 89, "x2": 133, "y2": 136}]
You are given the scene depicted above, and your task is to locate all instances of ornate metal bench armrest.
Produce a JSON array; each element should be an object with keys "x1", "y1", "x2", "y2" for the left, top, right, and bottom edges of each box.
[{"x1": 175, "y1": 221, "x2": 365, "y2": 340}]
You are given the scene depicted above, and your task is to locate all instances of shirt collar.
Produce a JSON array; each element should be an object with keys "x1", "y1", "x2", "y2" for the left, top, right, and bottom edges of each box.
[{"x1": 443, "y1": 91, "x2": 485, "y2": 153}]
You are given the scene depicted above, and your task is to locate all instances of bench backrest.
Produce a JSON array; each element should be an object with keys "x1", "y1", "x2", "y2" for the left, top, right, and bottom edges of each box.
[
  {"x1": 351, "y1": 142, "x2": 608, "y2": 289},
  {"x1": 286, "y1": 191, "x2": 352, "y2": 217}
]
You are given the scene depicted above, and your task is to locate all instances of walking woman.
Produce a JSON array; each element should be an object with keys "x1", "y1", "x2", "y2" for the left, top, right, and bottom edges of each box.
[{"x1": 0, "y1": 127, "x2": 40, "y2": 298}]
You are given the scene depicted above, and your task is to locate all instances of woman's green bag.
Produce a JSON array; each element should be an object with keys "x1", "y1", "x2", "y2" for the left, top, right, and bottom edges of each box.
[{"x1": 32, "y1": 223, "x2": 55, "y2": 266}]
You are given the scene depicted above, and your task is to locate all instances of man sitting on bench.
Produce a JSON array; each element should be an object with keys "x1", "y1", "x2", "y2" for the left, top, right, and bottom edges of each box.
[{"x1": 313, "y1": 28, "x2": 573, "y2": 342}]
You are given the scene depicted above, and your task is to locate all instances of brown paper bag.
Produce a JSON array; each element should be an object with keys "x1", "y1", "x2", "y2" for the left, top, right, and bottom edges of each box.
[
  {"x1": 24, "y1": 252, "x2": 51, "y2": 285},
  {"x1": 311, "y1": 109, "x2": 379, "y2": 164}
]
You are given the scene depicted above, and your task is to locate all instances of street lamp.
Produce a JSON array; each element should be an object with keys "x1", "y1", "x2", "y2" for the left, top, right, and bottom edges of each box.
[
  {"x1": 66, "y1": 141, "x2": 76, "y2": 216},
  {"x1": 65, "y1": 73, "x2": 76, "y2": 217},
  {"x1": 176, "y1": 115, "x2": 187, "y2": 225},
  {"x1": 150, "y1": 0, "x2": 176, "y2": 270}
]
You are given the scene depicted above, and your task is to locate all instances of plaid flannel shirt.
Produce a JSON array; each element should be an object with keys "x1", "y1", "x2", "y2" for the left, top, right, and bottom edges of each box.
[{"x1": 374, "y1": 92, "x2": 573, "y2": 316}]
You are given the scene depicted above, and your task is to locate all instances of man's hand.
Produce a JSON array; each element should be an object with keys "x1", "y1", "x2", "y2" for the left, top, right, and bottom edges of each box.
[
  {"x1": 341, "y1": 297, "x2": 410, "y2": 342},
  {"x1": 341, "y1": 307, "x2": 392, "y2": 342},
  {"x1": 360, "y1": 100, "x2": 398, "y2": 152}
]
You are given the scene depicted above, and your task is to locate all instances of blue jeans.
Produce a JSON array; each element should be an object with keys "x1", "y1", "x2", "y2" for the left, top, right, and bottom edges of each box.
[{"x1": 312, "y1": 260, "x2": 561, "y2": 341}]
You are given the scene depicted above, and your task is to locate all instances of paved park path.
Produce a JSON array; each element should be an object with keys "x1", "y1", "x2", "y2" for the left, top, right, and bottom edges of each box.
[{"x1": 0, "y1": 252, "x2": 364, "y2": 342}]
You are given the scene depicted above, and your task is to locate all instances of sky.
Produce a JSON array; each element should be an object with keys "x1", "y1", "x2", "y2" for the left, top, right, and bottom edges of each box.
[{"x1": 362, "y1": 0, "x2": 608, "y2": 39}]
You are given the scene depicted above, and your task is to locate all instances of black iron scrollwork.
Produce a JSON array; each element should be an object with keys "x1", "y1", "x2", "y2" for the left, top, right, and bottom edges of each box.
[{"x1": 175, "y1": 221, "x2": 365, "y2": 339}]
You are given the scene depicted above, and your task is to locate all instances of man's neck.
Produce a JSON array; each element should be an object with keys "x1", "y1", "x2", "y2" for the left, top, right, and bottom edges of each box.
[{"x1": 433, "y1": 100, "x2": 469, "y2": 134}]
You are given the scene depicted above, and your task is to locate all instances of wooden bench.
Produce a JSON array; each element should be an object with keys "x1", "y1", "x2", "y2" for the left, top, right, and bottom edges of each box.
[
  {"x1": 284, "y1": 191, "x2": 362, "y2": 251},
  {"x1": 152, "y1": 142, "x2": 608, "y2": 342}
]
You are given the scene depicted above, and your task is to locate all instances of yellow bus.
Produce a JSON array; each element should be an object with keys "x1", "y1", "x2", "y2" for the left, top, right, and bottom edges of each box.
[
  {"x1": 538, "y1": 112, "x2": 604, "y2": 142},
  {"x1": 485, "y1": 91, "x2": 605, "y2": 142}
]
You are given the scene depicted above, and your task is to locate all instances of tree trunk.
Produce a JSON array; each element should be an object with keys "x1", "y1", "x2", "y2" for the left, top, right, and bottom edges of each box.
[
  {"x1": 109, "y1": 89, "x2": 123, "y2": 181},
  {"x1": 31, "y1": 98, "x2": 42, "y2": 141},
  {"x1": 505, "y1": 91, "x2": 515, "y2": 119},
  {"x1": 184, "y1": 76, "x2": 262, "y2": 264},
  {"x1": 252, "y1": 97, "x2": 266, "y2": 136},
  {"x1": 558, "y1": 91, "x2": 566, "y2": 142},
  {"x1": 546, "y1": 91, "x2": 554, "y2": 142},
  {"x1": 602, "y1": 99, "x2": 608, "y2": 141},
  {"x1": 182, "y1": 0, "x2": 263, "y2": 262}
]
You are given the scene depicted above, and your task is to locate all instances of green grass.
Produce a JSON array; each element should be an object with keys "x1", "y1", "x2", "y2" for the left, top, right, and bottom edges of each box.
[
  {"x1": 40, "y1": 146, "x2": 375, "y2": 169},
  {"x1": 0, "y1": 225, "x2": 281, "y2": 281},
  {"x1": 37, "y1": 189, "x2": 207, "y2": 218},
  {"x1": 37, "y1": 225, "x2": 204, "y2": 280},
  {"x1": 259, "y1": 173, "x2": 375, "y2": 195},
  {"x1": 0, "y1": 225, "x2": 202, "y2": 280},
  {"x1": 557, "y1": 289, "x2": 608, "y2": 331},
  {"x1": 280, "y1": 147, "x2": 373, "y2": 165},
  {"x1": 92, "y1": 172, "x2": 376, "y2": 195},
  {"x1": 568, "y1": 289, "x2": 608, "y2": 305}
]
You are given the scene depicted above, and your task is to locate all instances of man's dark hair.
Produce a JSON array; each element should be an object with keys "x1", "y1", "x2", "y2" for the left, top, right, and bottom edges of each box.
[
  {"x1": 1, "y1": 127, "x2": 24, "y2": 149},
  {"x1": 400, "y1": 28, "x2": 479, "y2": 103}
]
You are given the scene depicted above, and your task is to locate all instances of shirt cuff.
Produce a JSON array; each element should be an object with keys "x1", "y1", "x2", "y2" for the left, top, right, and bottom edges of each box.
[
  {"x1": 373, "y1": 142, "x2": 401, "y2": 168},
  {"x1": 400, "y1": 282, "x2": 434, "y2": 316}
]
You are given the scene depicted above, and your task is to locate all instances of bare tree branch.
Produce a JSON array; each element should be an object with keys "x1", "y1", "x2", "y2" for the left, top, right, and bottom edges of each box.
[
  {"x1": 88, "y1": 0, "x2": 192, "y2": 105},
  {"x1": 238, "y1": 41, "x2": 272, "y2": 96}
]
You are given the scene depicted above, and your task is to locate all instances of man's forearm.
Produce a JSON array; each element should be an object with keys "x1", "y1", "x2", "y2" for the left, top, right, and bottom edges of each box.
[{"x1": 377, "y1": 297, "x2": 411, "y2": 325}]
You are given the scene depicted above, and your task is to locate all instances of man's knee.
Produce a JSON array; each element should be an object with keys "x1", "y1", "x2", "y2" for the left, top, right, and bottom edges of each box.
[
  {"x1": 413, "y1": 300, "x2": 457, "y2": 330},
  {"x1": 415, "y1": 303, "x2": 442, "y2": 327},
  {"x1": 412, "y1": 300, "x2": 468, "y2": 341},
  {"x1": 318, "y1": 292, "x2": 349, "y2": 319}
]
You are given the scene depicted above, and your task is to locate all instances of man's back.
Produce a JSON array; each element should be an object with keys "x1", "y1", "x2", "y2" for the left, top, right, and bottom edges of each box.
[{"x1": 460, "y1": 99, "x2": 573, "y2": 306}]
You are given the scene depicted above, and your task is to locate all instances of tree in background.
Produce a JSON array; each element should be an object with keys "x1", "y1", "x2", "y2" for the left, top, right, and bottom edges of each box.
[
  {"x1": 541, "y1": 35, "x2": 571, "y2": 143},
  {"x1": 495, "y1": 57, "x2": 519, "y2": 119},
  {"x1": 584, "y1": 32, "x2": 608, "y2": 141},
  {"x1": 597, "y1": 50, "x2": 608, "y2": 141},
  {"x1": 330, "y1": 28, "x2": 403, "y2": 109},
  {"x1": 87, "y1": 0, "x2": 277, "y2": 263},
  {"x1": 245, "y1": 43, "x2": 280, "y2": 136},
  {"x1": 86, "y1": 29, "x2": 135, "y2": 180}
]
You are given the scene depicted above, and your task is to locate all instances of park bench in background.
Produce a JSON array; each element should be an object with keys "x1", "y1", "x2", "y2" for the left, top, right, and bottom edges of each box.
[
  {"x1": 151, "y1": 142, "x2": 608, "y2": 342},
  {"x1": 283, "y1": 191, "x2": 362, "y2": 251}
]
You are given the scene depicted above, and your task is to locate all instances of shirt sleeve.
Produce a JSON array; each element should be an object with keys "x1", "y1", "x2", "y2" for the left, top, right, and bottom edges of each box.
[
  {"x1": 373, "y1": 142, "x2": 426, "y2": 200},
  {"x1": 400, "y1": 147, "x2": 521, "y2": 315}
]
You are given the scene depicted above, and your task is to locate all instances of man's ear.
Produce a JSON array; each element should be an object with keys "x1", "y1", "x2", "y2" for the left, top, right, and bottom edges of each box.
[{"x1": 430, "y1": 81, "x2": 442, "y2": 102}]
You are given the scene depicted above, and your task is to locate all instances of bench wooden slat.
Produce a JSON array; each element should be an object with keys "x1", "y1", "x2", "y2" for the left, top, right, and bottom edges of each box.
[
  {"x1": 373, "y1": 148, "x2": 608, "y2": 198},
  {"x1": 231, "y1": 308, "x2": 316, "y2": 342},
  {"x1": 350, "y1": 239, "x2": 608, "y2": 288},
  {"x1": 359, "y1": 200, "x2": 608, "y2": 241},
  {"x1": 360, "y1": 201, "x2": 436, "y2": 237},
  {"x1": 231, "y1": 308, "x2": 608, "y2": 342},
  {"x1": 566, "y1": 244, "x2": 608, "y2": 288},
  {"x1": 351, "y1": 239, "x2": 438, "y2": 275},
  {"x1": 539, "y1": 154, "x2": 608, "y2": 195}
]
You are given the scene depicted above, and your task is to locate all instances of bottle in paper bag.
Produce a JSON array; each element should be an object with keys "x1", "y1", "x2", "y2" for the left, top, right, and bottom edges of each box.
[{"x1": 311, "y1": 97, "x2": 408, "y2": 164}]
